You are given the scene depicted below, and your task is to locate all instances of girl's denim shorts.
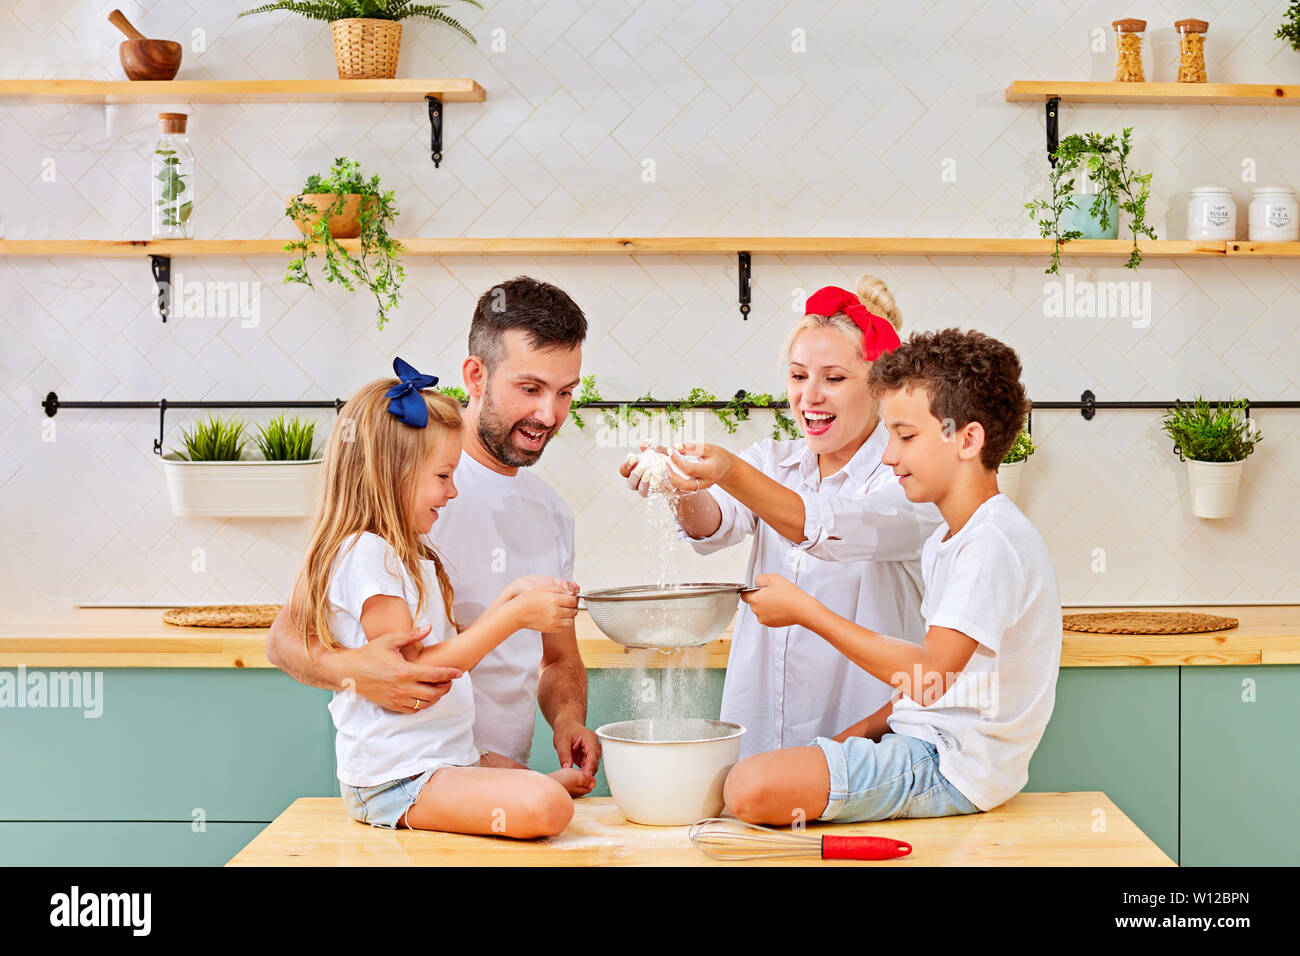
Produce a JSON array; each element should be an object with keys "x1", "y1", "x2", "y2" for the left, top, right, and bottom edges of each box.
[
  {"x1": 812, "y1": 732, "x2": 984, "y2": 822},
  {"x1": 341, "y1": 767, "x2": 445, "y2": 829}
]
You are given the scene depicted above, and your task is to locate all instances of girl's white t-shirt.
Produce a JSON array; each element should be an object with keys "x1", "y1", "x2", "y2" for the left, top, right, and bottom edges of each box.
[
  {"x1": 325, "y1": 531, "x2": 479, "y2": 787},
  {"x1": 887, "y1": 494, "x2": 1063, "y2": 811}
]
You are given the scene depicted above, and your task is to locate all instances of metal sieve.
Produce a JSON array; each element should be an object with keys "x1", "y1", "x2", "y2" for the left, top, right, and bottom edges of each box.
[{"x1": 578, "y1": 582, "x2": 754, "y2": 649}]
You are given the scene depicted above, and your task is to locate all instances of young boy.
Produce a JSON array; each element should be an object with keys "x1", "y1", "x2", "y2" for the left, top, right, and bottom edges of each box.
[{"x1": 724, "y1": 328, "x2": 1062, "y2": 824}]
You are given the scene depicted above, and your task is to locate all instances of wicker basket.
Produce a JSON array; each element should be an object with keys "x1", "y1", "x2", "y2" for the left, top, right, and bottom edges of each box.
[{"x1": 331, "y1": 18, "x2": 402, "y2": 80}]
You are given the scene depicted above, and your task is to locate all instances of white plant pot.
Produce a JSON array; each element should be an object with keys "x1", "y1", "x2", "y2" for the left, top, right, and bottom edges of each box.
[
  {"x1": 596, "y1": 718, "x2": 744, "y2": 826},
  {"x1": 998, "y1": 459, "x2": 1026, "y2": 504},
  {"x1": 161, "y1": 453, "x2": 323, "y2": 517},
  {"x1": 1185, "y1": 458, "x2": 1245, "y2": 519}
]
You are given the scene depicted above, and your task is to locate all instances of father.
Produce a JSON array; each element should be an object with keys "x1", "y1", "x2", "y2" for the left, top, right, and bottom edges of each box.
[{"x1": 266, "y1": 275, "x2": 600, "y2": 783}]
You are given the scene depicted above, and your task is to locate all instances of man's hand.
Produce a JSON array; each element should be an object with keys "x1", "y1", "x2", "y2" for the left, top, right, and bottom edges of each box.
[
  {"x1": 553, "y1": 717, "x2": 600, "y2": 791},
  {"x1": 337, "y1": 624, "x2": 464, "y2": 713},
  {"x1": 740, "y1": 573, "x2": 821, "y2": 629}
]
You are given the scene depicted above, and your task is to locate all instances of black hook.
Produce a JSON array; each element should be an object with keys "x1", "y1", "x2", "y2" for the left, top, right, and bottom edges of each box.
[
  {"x1": 1046, "y1": 96, "x2": 1060, "y2": 167},
  {"x1": 427, "y1": 95, "x2": 443, "y2": 167},
  {"x1": 738, "y1": 251, "x2": 751, "y2": 319},
  {"x1": 153, "y1": 398, "x2": 168, "y2": 456},
  {"x1": 150, "y1": 255, "x2": 171, "y2": 323}
]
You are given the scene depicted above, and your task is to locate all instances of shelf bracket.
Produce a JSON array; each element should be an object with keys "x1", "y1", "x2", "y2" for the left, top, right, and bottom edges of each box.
[
  {"x1": 738, "y1": 251, "x2": 751, "y2": 319},
  {"x1": 43, "y1": 391, "x2": 59, "y2": 417},
  {"x1": 1046, "y1": 96, "x2": 1060, "y2": 167},
  {"x1": 426, "y1": 95, "x2": 444, "y2": 167},
  {"x1": 153, "y1": 399, "x2": 168, "y2": 456},
  {"x1": 1080, "y1": 389, "x2": 1096, "y2": 421},
  {"x1": 150, "y1": 254, "x2": 171, "y2": 323}
]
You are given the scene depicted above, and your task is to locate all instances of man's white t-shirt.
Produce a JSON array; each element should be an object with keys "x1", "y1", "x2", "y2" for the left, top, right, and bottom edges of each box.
[
  {"x1": 426, "y1": 449, "x2": 575, "y2": 764},
  {"x1": 326, "y1": 531, "x2": 479, "y2": 786},
  {"x1": 887, "y1": 494, "x2": 1062, "y2": 812}
]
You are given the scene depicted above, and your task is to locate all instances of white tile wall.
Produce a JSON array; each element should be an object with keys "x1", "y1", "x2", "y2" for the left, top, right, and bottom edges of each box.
[{"x1": 3, "y1": 0, "x2": 1300, "y2": 616}]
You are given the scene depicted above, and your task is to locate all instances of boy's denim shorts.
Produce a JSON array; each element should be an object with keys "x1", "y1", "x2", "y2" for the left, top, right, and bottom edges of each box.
[
  {"x1": 341, "y1": 767, "x2": 444, "y2": 829},
  {"x1": 812, "y1": 732, "x2": 983, "y2": 822}
]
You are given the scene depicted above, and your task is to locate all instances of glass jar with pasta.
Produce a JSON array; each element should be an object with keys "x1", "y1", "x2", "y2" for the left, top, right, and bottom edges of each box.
[
  {"x1": 1112, "y1": 18, "x2": 1146, "y2": 82},
  {"x1": 1176, "y1": 19, "x2": 1209, "y2": 83}
]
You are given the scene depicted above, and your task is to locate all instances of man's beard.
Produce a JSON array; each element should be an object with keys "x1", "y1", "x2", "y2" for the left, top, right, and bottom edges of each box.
[{"x1": 477, "y1": 391, "x2": 555, "y2": 468}]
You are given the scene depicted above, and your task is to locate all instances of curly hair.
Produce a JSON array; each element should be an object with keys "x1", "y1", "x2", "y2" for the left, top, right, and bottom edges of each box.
[{"x1": 868, "y1": 328, "x2": 1031, "y2": 470}]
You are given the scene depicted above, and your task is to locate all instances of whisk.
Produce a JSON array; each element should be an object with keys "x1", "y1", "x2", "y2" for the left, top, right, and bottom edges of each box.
[{"x1": 688, "y1": 818, "x2": 912, "y2": 862}]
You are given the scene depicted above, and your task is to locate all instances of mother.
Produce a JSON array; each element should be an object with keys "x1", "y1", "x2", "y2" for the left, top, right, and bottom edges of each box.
[{"x1": 621, "y1": 275, "x2": 943, "y2": 759}]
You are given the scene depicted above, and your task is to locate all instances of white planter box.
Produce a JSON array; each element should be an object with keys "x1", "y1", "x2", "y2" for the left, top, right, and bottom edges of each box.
[
  {"x1": 1186, "y1": 458, "x2": 1245, "y2": 519},
  {"x1": 161, "y1": 454, "x2": 323, "y2": 517},
  {"x1": 998, "y1": 459, "x2": 1027, "y2": 504}
]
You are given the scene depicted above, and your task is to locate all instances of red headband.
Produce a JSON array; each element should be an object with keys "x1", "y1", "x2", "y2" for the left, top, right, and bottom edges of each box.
[{"x1": 805, "y1": 285, "x2": 900, "y2": 361}]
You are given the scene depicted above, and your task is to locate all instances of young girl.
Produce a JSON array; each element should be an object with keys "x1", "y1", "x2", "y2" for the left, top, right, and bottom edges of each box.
[{"x1": 289, "y1": 358, "x2": 588, "y2": 838}]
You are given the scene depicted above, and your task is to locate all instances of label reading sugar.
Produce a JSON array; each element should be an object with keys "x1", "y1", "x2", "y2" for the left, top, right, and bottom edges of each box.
[{"x1": 1205, "y1": 204, "x2": 1230, "y2": 227}]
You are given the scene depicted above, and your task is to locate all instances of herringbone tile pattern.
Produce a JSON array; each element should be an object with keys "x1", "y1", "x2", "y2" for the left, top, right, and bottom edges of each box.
[{"x1": 3, "y1": 0, "x2": 1300, "y2": 614}]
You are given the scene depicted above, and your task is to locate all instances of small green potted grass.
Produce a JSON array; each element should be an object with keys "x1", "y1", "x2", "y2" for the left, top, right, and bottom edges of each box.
[
  {"x1": 161, "y1": 414, "x2": 324, "y2": 517},
  {"x1": 1160, "y1": 398, "x2": 1261, "y2": 519},
  {"x1": 998, "y1": 427, "x2": 1035, "y2": 504}
]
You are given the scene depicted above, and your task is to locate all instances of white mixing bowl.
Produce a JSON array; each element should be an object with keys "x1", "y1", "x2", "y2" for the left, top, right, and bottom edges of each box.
[{"x1": 596, "y1": 718, "x2": 746, "y2": 826}]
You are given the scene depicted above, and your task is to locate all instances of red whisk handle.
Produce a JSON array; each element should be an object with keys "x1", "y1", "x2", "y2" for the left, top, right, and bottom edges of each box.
[{"x1": 821, "y1": 835, "x2": 912, "y2": 860}]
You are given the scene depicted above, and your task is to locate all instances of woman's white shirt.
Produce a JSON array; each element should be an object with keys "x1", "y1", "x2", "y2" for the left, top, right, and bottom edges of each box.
[
  {"x1": 325, "y1": 531, "x2": 480, "y2": 787},
  {"x1": 679, "y1": 422, "x2": 944, "y2": 759}
]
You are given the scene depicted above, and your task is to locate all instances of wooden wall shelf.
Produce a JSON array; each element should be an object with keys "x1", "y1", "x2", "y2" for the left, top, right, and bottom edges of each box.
[
  {"x1": 1, "y1": 238, "x2": 1297, "y2": 257},
  {"x1": 1006, "y1": 81, "x2": 1300, "y2": 105},
  {"x1": 0, "y1": 78, "x2": 486, "y2": 103}
]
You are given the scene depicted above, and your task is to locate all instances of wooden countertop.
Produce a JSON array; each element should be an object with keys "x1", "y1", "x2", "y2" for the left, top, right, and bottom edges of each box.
[
  {"x1": 2, "y1": 605, "x2": 1299, "y2": 669},
  {"x1": 225, "y1": 792, "x2": 1174, "y2": 866}
]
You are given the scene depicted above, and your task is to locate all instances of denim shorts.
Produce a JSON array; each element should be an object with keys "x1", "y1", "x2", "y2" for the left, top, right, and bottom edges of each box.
[
  {"x1": 341, "y1": 767, "x2": 444, "y2": 829},
  {"x1": 812, "y1": 732, "x2": 983, "y2": 823}
]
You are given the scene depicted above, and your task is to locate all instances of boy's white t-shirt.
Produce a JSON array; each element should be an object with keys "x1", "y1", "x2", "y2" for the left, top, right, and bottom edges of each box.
[
  {"x1": 326, "y1": 531, "x2": 479, "y2": 787},
  {"x1": 886, "y1": 494, "x2": 1062, "y2": 812}
]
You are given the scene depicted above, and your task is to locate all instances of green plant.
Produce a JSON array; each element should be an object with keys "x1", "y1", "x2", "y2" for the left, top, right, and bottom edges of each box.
[
  {"x1": 154, "y1": 145, "x2": 191, "y2": 228},
  {"x1": 237, "y1": 0, "x2": 482, "y2": 41},
  {"x1": 562, "y1": 376, "x2": 798, "y2": 440},
  {"x1": 1278, "y1": 2, "x2": 1300, "y2": 51},
  {"x1": 567, "y1": 374, "x2": 601, "y2": 430},
  {"x1": 284, "y1": 157, "x2": 405, "y2": 330},
  {"x1": 1025, "y1": 127, "x2": 1156, "y2": 273},
  {"x1": 1160, "y1": 398, "x2": 1262, "y2": 463},
  {"x1": 1002, "y1": 427, "x2": 1036, "y2": 465},
  {"x1": 437, "y1": 384, "x2": 469, "y2": 404},
  {"x1": 173, "y1": 415, "x2": 248, "y2": 461},
  {"x1": 254, "y1": 414, "x2": 318, "y2": 461}
]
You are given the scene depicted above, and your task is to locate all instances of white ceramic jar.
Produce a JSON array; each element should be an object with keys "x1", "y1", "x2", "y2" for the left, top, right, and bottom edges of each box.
[
  {"x1": 1248, "y1": 186, "x2": 1299, "y2": 241},
  {"x1": 1186, "y1": 186, "x2": 1236, "y2": 240}
]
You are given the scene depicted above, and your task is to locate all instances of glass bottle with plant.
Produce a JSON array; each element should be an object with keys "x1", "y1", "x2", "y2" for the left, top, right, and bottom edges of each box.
[
  {"x1": 172, "y1": 415, "x2": 248, "y2": 461},
  {"x1": 284, "y1": 157, "x2": 405, "y2": 331},
  {"x1": 254, "y1": 414, "x2": 319, "y2": 461},
  {"x1": 1025, "y1": 127, "x2": 1157, "y2": 274},
  {"x1": 152, "y1": 113, "x2": 194, "y2": 239}
]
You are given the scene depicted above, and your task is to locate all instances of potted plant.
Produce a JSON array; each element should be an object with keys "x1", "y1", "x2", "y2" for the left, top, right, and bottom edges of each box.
[
  {"x1": 998, "y1": 427, "x2": 1035, "y2": 504},
  {"x1": 1026, "y1": 127, "x2": 1157, "y2": 274},
  {"x1": 161, "y1": 413, "x2": 324, "y2": 517},
  {"x1": 1278, "y1": 2, "x2": 1300, "y2": 50},
  {"x1": 1160, "y1": 398, "x2": 1262, "y2": 519},
  {"x1": 237, "y1": 0, "x2": 480, "y2": 79},
  {"x1": 284, "y1": 157, "x2": 405, "y2": 330}
]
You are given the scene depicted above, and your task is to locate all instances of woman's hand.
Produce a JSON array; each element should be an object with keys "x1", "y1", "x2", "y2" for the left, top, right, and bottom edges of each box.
[
  {"x1": 618, "y1": 441, "x2": 734, "y2": 497},
  {"x1": 740, "y1": 573, "x2": 821, "y2": 629},
  {"x1": 508, "y1": 586, "x2": 580, "y2": 633}
]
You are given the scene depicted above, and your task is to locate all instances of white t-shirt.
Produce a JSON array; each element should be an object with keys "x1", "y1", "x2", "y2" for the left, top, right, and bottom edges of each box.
[
  {"x1": 681, "y1": 423, "x2": 944, "y2": 759},
  {"x1": 887, "y1": 494, "x2": 1062, "y2": 811},
  {"x1": 325, "y1": 531, "x2": 479, "y2": 787},
  {"x1": 426, "y1": 450, "x2": 575, "y2": 764}
]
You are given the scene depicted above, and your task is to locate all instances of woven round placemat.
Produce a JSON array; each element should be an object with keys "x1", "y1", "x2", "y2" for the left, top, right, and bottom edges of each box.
[
  {"x1": 162, "y1": 604, "x2": 282, "y2": 628},
  {"x1": 1062, "y1": 611, "x2": 1238, "y2": 635}
]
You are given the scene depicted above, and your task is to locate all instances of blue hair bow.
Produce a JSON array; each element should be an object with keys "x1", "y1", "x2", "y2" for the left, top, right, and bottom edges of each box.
[{"x1": 385, "y1": 357, "x2": 440, "y2": 428}]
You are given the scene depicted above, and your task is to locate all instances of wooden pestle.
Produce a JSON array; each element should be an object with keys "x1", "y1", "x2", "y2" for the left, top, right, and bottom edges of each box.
[{"x1": 108, "y1": 9, "x2": 147, "y2": 41}]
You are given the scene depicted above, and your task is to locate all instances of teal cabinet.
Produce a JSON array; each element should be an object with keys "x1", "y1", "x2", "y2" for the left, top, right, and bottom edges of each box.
[
  {"x1": 1026, "y1": 667, "x2": 1181, "y2": 862},
  {"x1": 0, "y1": 669, "x2": 335, "y2": 822},
  {"x1": 1179, "y1": 666, "x2": 1300, "y2": 866},
  {"x1": 0, "y1": 822, "x2": 267, "y2": 867}
]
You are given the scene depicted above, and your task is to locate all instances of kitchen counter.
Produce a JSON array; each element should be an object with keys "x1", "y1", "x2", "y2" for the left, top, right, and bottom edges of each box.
[
  {"x1": 225, "y1": 792, "x2": 1175, "y2": 866},
  {"x1": 3, "y1": 605, "x2": 1298, "y2": 668}
]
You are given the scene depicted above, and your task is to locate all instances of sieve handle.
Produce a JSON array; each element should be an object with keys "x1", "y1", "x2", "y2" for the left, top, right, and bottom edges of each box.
[{"x1": 821, "y1": 836, "x2": 912, "y2": 860}]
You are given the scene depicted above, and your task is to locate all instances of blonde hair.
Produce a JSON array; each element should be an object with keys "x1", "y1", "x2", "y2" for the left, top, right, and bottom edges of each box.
[
  {"x1": 780, "y1": 274, "x2": 903, "y2": 373},
  {"x1": 289, "y1": 379, "x2": 464, "y2": 656}
]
